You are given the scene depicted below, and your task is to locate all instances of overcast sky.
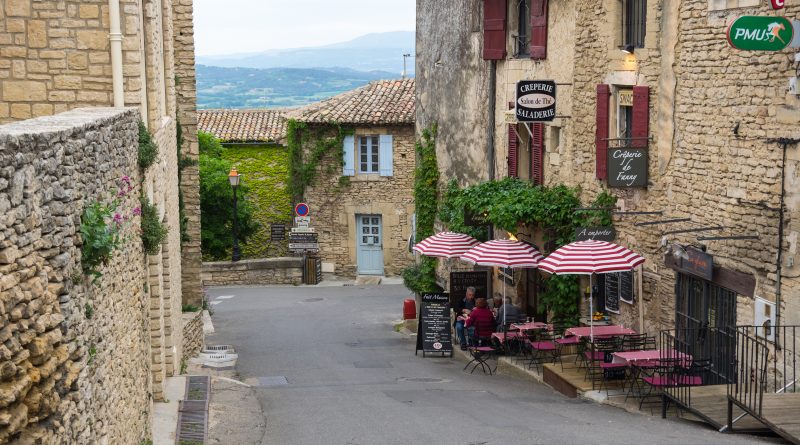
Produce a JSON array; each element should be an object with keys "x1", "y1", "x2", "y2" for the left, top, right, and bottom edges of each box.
[{"x1": 193, "y1": 0, "x2": 416, "y2": 56}]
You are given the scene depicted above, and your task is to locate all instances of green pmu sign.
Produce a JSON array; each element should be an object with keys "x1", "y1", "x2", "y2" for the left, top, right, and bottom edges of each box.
[{"x1": 727, "y1": 16, "x2": 793, "y2": 51}]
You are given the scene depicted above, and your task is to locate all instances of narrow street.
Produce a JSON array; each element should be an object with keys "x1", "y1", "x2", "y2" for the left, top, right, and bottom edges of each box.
[{"x1": 206, "y1": 284, "x2": 772, "y2": 445}]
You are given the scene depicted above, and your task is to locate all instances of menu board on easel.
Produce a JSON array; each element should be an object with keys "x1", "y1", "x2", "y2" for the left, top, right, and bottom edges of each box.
[{"x1": 415, "y1": 293, "x2": 452, "y2": 357}]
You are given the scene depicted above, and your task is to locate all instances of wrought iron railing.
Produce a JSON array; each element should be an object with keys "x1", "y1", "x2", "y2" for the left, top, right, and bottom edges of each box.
[
  {"x1": 728, "y1": 325, "x2": 798, "y2": 418},
  {"x1": 659, "y1": 327, "x2": 736, "y2": 412}
]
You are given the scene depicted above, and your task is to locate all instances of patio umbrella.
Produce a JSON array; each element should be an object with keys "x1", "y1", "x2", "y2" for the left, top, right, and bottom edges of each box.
[
  {"x1": 412, "y1": 231, "x2": 480, "y2": 258},
  {"x1": 537, "y1": 240, "x2": 645, "y2": 341},
  {"x1": 460, "y1": 239, "x2": 544, "y2": 327}
]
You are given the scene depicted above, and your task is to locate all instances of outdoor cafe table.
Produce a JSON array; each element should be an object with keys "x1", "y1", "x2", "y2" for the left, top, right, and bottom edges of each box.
[
  {"x1": 510, "y1": 321, "x2": 549, "y2": 332},
  {"x1": 611, "y1": 350, "x2": 693, "y2": 367},
  {"x1": 564, "y1": 325, "x2": 637, "y2": 339}
]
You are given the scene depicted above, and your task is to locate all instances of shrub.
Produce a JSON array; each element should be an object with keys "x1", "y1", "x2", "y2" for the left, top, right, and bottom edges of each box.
[
  {"x1": 80, "y1": 201, "x2": 122, "y2": 282},
  {"x1": 140, "y1": 197, "x2": 169, "y2": 255},
  {"x1": 138, "y1": 121, "x2": 158, "y2": 169}
]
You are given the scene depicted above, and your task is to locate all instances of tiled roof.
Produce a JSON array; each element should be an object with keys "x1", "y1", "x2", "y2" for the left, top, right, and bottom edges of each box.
[
  {"x1": 289, "y1": 78, "x2": 415, "y2": 125},
  {"x1": 197, "y1": 109, "x2": 288, "y2": 143}
]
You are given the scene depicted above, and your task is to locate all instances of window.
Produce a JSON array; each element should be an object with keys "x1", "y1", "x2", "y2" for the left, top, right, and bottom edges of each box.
[
  {"x1": 621, "y1": 0, "x2": 646, "y2": 48},
  {"x1": 617, "y1": 89, "x2": 633, "y2": 140},
  {"x1": 358, "y1": 136, "x2": 380, "y2": 173},
  {"x1": 515, "y1": 0, "x2": 530, "y2": 57}
]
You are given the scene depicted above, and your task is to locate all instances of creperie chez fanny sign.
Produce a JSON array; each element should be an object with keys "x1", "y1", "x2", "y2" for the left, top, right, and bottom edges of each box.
[{"x1": 516, "y1": 80, "x2": 556, "y2": 122}]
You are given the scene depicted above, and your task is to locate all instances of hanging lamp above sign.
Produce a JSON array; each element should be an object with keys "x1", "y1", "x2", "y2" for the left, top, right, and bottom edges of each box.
[
  {"x1": 516, "y1": 80, "x2": 556, "y2": 122},
  {"x1": 727, "y1": 16, "x2": 793, "y2": 51}
]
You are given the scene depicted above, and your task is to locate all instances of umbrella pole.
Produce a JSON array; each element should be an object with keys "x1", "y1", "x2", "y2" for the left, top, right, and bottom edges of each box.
[{"x1": 589, "y1": 274, "x2": 594, "y2": 343}]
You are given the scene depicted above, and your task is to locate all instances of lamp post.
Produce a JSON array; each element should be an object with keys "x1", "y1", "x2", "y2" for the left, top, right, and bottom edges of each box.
[{"x1": 228, "y1": 167, "x2": 241, "y2": 262}]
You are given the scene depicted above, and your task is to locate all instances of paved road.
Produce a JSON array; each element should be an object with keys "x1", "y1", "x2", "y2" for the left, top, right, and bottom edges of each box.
[{"x1": 206, "y1": 284, "x2": 772, "y2": 445}]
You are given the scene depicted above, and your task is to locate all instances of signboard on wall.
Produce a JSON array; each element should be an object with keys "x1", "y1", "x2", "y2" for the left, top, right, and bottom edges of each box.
[
  {"x1": 449, "y1": 271, "x2": 489, "y2": 310},
  {"x1": 607, "y1": 148, "x2": 648, "y2": 187},
  {"x1": 727, "y1": 16, "x2": 793, "y2": 51},
  {"x1": 679, "y1": 247, "x2": 713, "y2": 281},
  {"x1": 575, "y1": 227, "x2": 616, "y2": 242},
  {"x1": 270, "y1": 224, "x2": 286, "y2": 241},
  {"x1": 770, "y1": 0, "x2": 785, "y2": 10},
  {"x1": 516, "y1": 80, "x2": 556, "y2": 122}
]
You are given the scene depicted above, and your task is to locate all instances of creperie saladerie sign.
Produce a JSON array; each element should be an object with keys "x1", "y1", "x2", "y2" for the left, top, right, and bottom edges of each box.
[
  {"x1": 516, "y1": 80, "x2": 556, "y2": 122},
  {"x1": 727, "y1": 16, "x2": 793, "y2": 51}
]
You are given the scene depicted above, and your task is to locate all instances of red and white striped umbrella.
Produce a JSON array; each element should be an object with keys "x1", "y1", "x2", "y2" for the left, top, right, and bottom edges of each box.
[
  {"x1": 538, "y1": 240, "x2": 645, "y2": 275},
  {"x1": 460, "y1": 239, "x2": 544, "y2": 268},
  {"x1": 412, "y1": 232, "x2": 480, "y2": 258}
]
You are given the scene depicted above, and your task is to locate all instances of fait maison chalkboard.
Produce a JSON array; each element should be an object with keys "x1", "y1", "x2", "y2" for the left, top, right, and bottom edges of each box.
[
  {"x1": 604, "y1": 271, "x2": 634, "y2": 314},
  {"x1": 415, "y1": 293, "x2": 452, "y2": 357},
  {"x1": 449, "y1": 271, "x2": 489, "y2": 310}
]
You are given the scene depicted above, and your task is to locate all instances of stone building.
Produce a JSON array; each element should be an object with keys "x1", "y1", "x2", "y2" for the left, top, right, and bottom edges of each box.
[
  {"x1": 0, "y1": 0, "x2": 201, "y2": 442},
  {"x1": 417, "y1": 0, "x2": 800, "y2": 345},
  {"x1": 289, "y1": 79, "x2": 416, "y2": 277},
  {"x1": 198, "y1": 108, "x2": 292, "y2": 258}
]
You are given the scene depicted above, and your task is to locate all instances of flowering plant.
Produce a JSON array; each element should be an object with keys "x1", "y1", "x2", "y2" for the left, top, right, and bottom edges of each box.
[{"x1": 80, "y1": 176, "x2": 136, "y2": 282}]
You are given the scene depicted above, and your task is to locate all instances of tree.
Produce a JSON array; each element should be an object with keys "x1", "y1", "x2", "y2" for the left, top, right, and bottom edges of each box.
[{"x1": 199, "y1": 131, "x2": 258, "y2": 260}]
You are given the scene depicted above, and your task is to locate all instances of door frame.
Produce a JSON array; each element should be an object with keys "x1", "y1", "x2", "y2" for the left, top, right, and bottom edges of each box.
[{"x1": 355, "y1": 214, "x2": 384, "y2": 275}]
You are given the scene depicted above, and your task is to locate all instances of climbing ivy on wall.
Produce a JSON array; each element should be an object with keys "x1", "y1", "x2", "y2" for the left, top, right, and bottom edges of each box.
[
  {"x1": 439, "y1": 177, "x2": 617, "y2": 324},
  {"x1": 221, "y1": 144, "x2": 293, "y2": 258},
  {"x1": 402, "y1": 124, "x2": 442, "y2": 294},
  {"x1": 285, "y1": 119, "x2": 353, "y2": 201}
]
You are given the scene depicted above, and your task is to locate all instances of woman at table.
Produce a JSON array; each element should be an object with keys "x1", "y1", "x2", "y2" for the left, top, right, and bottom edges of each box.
[{"x1": 464, "y1": 298, "x2": 496, "y2": 350}]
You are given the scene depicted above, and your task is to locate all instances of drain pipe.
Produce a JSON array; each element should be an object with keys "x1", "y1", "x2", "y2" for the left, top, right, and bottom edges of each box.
[
  {"x1": 108, "y1": 0, "x2": 124, "y2": 107},
  {"x1": 487, "y1": 60, "x2": 496, "y2": 181}
]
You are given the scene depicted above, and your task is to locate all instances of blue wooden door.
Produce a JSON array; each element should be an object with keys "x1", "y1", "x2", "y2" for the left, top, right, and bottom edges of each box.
[{"x1": 356, "y1": 215, "x2": 384, "y2": 275}]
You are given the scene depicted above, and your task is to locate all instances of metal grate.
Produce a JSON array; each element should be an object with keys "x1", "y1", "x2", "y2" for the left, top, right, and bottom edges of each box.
[
  {"x1": 177, "y1": 376, "x2": 211, "y2": 444},
  {"x1": 202, "y1": 345, "x2": 235, "y2": 353}
]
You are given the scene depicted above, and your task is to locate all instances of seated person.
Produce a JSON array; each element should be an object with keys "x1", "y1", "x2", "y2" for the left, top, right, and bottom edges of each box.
[
  {"x1": 454, "y1": 287, "x2": 477, "y2": 349},
  {"x1": 464, "y1": 297, "x2": 496, "y2": 349},
  {"x1": 496, "y1": 297, "x2": 525, "y2": 329}
]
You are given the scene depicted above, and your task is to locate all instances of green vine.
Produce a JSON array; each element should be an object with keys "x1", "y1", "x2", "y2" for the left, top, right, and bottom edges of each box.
[
  {"x1": 286, "y1": 119, "x2": 353, "y2": 201},
  {"x1": 402, "y1": 124, "x2": 442, "y2": 295},
  {"x1": 439, "y1": 178, "x2": 617, "y2": 323},
  {"x1": 176, "y1": 116, "x2": 194, "y2": 244},
  {"x1": 140, "y1": 196, "x2": 169, "y2": 255},
  {"x1": 138, "y1": 121, "x2": 158, "y2": 169}
]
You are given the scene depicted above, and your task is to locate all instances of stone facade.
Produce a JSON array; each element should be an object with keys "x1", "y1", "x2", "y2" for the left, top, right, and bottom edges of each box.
[
  {"x1": 181, "y1": 310, "x2": 203, "y2": 359},
  {"x1": 303, "y1": 125, "x2": 416, "y2": 277},
  {"x1": 201, "y1": 258, "x2": 303, "y2": 286},
  {"x1": 417, "y1": 1, "x2": 800, "y2": 333},
  {"x1": 0, "y1": 108, "x2": 157, "y2": 444}
]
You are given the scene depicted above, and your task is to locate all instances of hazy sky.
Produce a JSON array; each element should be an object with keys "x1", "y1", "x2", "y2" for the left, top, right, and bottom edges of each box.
[{"x1": 193, "y1": 0, "x2": 416, "y2": 56}]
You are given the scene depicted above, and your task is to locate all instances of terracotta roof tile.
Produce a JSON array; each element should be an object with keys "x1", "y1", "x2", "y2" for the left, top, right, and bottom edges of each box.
[
  {"x1": 288, "y1": 78, "x2": 415, "y2": 125},
  {"x1": 197, "y1": 109, "x2": 288, "y2": 143}
]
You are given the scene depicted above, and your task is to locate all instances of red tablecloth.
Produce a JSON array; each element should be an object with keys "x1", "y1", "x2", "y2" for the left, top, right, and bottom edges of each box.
[
  {"x1": 612, "y1": 349, "x2": 692, "y2": 367},
  {"x1": 491, "y1": 331, "x2": 523, "y2": 343},
  {"x1": 564, "y1": 325, "x2": 637, "y2": 338},
  {"x1": 510, "y1": 322, "x2": 549, "y2": 331}
]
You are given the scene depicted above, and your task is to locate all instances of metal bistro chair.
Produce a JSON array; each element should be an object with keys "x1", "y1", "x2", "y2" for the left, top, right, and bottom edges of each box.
[
  {"x1": 584, "y1": 337, "x2": 627, "y2": 395},
  {"x1": 638, "y1": 358, "x2": 681, "y2": 411},
  {"x1": 463, "y1": 331, "x2": 498, "y2": 375},
  {"x1": 526, "y1": 330, "x2": 560, "y2": 372}
]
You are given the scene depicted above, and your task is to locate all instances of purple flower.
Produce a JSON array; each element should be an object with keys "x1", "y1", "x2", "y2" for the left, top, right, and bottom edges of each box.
[
  {"x1": 133, "y1": 207, "x2": 142, "y2": 216},
  {"x1": 121, "y1": 175, "x2": 131, "y2": 184},
  {"x1": 112, "y1": 213, "x2": 124, "y2": 224}
]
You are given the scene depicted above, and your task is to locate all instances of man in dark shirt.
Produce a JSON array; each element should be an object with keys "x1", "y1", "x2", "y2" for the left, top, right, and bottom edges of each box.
[{"x1": 455, "y1": 287, "x2": 477, "y2": 349}]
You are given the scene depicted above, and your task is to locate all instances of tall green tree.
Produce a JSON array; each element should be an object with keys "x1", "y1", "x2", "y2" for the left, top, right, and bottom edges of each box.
[{"x1": 199, "y1": 131, "x2": 259, "y2": 260}]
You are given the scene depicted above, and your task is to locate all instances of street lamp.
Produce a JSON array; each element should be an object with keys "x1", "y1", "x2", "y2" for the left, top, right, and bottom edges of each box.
[{"x1": 228, "y1": 167, "x2": 241, "y2": 262}]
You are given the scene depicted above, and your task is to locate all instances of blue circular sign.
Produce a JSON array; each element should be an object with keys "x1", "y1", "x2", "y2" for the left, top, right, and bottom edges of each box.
[{"x1": 295, "y1": 203, "x2": 310, "y2": 217}]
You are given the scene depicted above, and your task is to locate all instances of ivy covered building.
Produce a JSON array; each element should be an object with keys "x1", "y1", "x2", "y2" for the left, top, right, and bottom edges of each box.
[{"x1": 288, "y1": 79, "x2": 416, "y2": 278}]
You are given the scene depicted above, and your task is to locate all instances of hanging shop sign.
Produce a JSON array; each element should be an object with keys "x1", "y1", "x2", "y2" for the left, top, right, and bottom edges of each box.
[
  {"x1": 679, "y1": 247, "x2": 713, "y2": 281},
  {"x1": 770, "y1": 0, "x2": 784, "y2": 10},
  {"x1": 575, "y1": 226, "x2": 616, "y2": 242},
  {"x1": 516, "y1": 80, "x2": 556, "y2": 122},
  {"x1": 727, "y1": 16, "x2": 793, "y2": 51},
  {"x1": 607, "y1": 148, "x2": 648, "y2": 187}
]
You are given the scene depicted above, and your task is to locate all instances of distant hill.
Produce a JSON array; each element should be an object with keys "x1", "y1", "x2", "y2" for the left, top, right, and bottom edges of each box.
[
  {"x1": 196, "y1": 65, "x2": 405, "y2": 109},
  {"x1": 197, "y1": 31, "x2": 415, "y2": 75}
]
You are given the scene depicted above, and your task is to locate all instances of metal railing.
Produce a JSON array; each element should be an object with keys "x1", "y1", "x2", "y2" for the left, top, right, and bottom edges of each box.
[
  {"x1": 660, "y1": 327, "x2": 736, "y2": 412},
  {"x1": 728, "y1": 325, "x2": 798, "y2": 418}
]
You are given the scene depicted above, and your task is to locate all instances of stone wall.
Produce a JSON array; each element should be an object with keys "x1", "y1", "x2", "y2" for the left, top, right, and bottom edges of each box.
[
  {"x1": 181, "y1": 310, "x2": 203, "y2": 359},
  {"x1": 303, "y1": 125, "x2": 415, "y2": 277},
  {"x1": 173, "y1": 0, "x2": 202, "y2": 307},
  {"x1": 0, "y1": 108, "x2": 152, "y2": 444},
  {"x1": 201, "y1": 258, "x2": 304, "y2": 287}
]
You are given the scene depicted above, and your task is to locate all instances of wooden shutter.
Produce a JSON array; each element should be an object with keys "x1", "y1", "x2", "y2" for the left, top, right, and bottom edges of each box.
[
  {"x1": 508, "y1": 124, "x2": 518, "y2": 178},
  {"x1": 595, "y1": 84, "x2": 610, "y2": 180},
  {"x1": 631, "y1": 86, "x2": 649, "y2": 148},
  {"x1": 378, "y1": 134, "x2": 393, "y2": 176},
  {"x1": 483, "y1": 0, "x2": 507, "y2": 60},
  {"x1": 529, "y1": 0, "x2": 548, "y2": 60},
  {"x1": 342, "y1": 135, "x2": 355, "y2": 176},
  {"x1": 531, "y1": 123, "x2": 544, "y2": 185}
]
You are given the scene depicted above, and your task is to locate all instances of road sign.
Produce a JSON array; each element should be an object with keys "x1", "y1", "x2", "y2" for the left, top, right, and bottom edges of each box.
[
  {"x1": 290, "y1": 227, "x2": 315, "y2": 233},
  {"x1": 727, "y1": 16, "x2": 793, "y2": 51},
  {"x1": 295, "y1": 216, "x2": 310, "y2": 227},
  {"x1": 294, "y1": 203, "x2": 310, "y2": 217}
]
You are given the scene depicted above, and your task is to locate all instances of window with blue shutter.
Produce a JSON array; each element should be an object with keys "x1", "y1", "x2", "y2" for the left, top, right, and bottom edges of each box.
[
  {"x1": 342, "y1": 135, "x2": 355, "y2": 176},
  {"x1": 378, "y1": 134, "x2": 393, "y2": 177}
]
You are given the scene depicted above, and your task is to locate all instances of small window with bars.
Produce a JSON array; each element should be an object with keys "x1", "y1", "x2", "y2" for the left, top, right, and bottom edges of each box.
[
  {"x1": 621, "y1": 0, "x2": 646, "y2": 48},
  {"x1": 358, "y1": 136, "x2": 380, "y2": 173},
  {"x1": 514, "y1": 0, "x2": 530, "y2": 57}
]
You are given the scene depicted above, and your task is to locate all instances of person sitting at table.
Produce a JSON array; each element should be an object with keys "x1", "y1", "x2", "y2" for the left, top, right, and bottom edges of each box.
[
  {"x1": 496, "y1": 297, "x2": 524, "y2": 330},
  {"x1": 464, "y1": 298, "x2": 496, "y2": 350},
  {"x1": 491, "y1": 296, "x2": 502, "y2": 317},
  {"x1": 454, "y1": 287, "x2": 477, "y2": 349}
]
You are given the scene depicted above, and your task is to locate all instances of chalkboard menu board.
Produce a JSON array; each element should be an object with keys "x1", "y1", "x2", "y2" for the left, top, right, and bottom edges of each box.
[
  {"x1": 604, "y1": 271, "x2": 634, "y2": 314},
  {"x1": 449, "y1": 271, "x2": 489, "y2": 310},
  {"x1": 415, "y1": 293, "x2": 452, "y2": 357}
]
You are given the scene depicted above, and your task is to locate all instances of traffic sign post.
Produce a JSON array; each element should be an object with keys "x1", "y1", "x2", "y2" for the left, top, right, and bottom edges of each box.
[{"x1": 294, "y1": 203, "x2": 310, "y2": 217}]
